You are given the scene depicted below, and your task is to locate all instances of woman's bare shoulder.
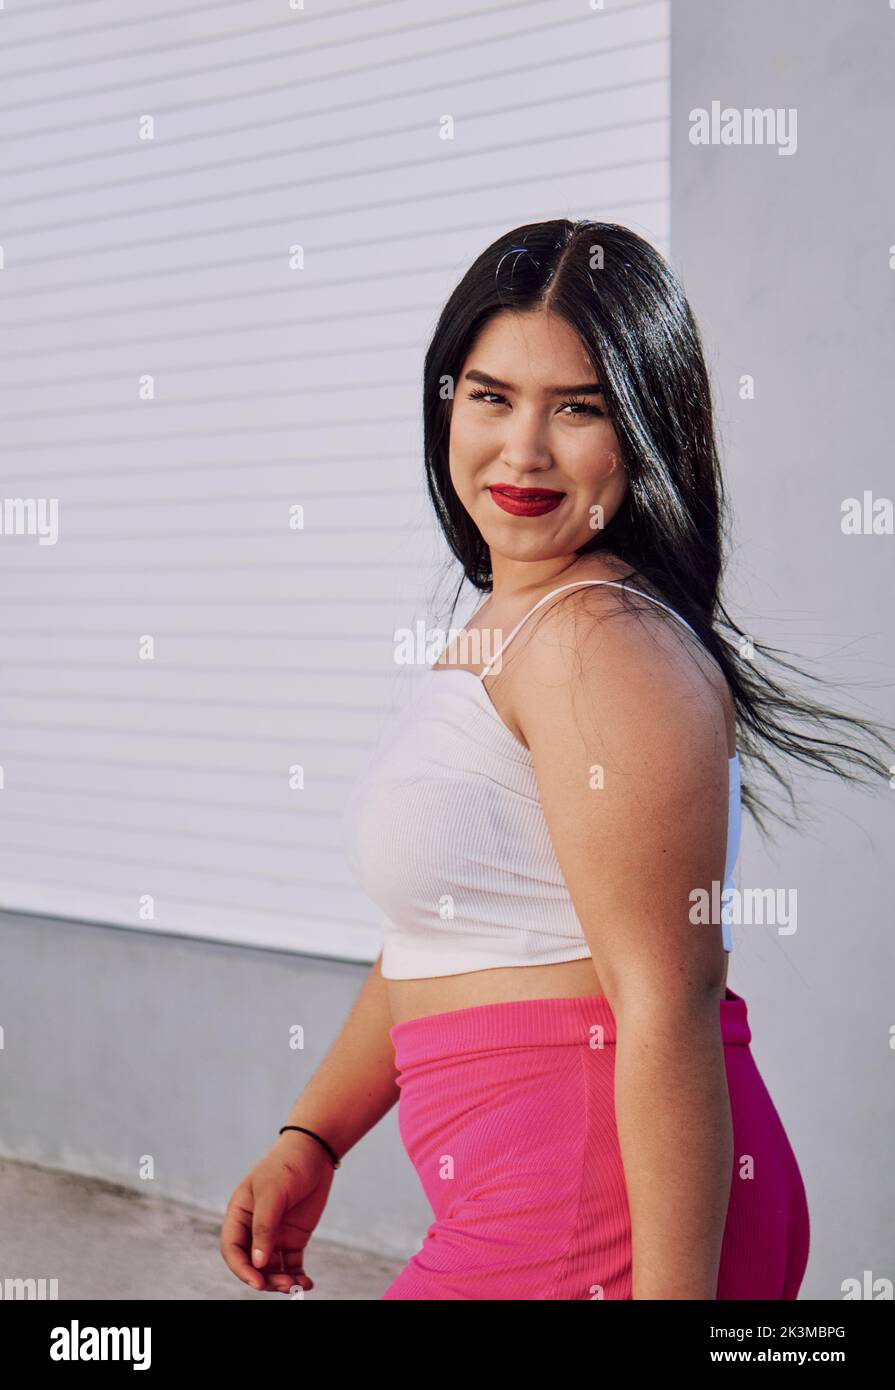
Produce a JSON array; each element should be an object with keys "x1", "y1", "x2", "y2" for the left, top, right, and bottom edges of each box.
[{"x1": 510, "y1": 576, "x2": 737, "y2": 762}]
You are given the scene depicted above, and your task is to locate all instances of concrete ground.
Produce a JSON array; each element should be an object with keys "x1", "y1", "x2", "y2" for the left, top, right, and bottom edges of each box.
[{"x1": 0, "y1": 1158, "x2": 404, "y2": 1300}]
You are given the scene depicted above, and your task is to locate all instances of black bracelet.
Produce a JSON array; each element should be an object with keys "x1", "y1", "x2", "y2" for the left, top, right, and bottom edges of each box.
[{"x1": 279, "y1": 1125, "x2": 341, "y2": 1169}]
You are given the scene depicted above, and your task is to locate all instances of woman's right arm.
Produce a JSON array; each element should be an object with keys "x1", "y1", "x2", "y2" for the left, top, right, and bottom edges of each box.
[{"x1": 220, "y1": 951, "x2": 400, "y2": 1292}]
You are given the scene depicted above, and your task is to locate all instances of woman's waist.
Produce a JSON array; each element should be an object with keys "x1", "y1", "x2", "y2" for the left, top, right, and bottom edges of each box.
[
  {"x1": 387, "y1": 972, "x2": 746, "y2": 1068},
  {"x1": 386, "y1": 956, "x2": 607, "y2": 1028},
  {"x1": 385, "y1": 951, "x2": 730, "y2": 1029}
]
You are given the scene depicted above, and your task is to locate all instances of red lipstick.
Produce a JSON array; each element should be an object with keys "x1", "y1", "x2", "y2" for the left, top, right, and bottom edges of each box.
[{"x1": 488, "y1": 485, "x2": 565, "y2": 517}]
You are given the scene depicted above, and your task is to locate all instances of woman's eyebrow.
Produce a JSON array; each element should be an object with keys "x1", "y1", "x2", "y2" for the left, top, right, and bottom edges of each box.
[{"x1": 464, "y1": 369, "x2": 604, "y2": 395}]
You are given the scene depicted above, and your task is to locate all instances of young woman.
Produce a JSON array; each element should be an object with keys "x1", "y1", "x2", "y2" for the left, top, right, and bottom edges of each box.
[{"x1": 220, "y1": 220, "x2": 891, "y2": 1300}]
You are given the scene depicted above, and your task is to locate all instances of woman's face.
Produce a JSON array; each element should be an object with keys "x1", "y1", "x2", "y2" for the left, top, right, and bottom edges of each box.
[{"x1": 448, "y1": 309, "x2": 628, "y2": 561}]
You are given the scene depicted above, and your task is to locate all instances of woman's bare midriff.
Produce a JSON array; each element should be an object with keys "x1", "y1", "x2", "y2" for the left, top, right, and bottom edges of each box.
[
  {"x1": 386, "y1": 954, "x2": 730, "y2": 1027},
  {"x1": 384, "y1": 958, "x2": 598, "y2": 1027},
  {"x1": 385, "y1": 560, "x2": 734, "y2": 1029}
]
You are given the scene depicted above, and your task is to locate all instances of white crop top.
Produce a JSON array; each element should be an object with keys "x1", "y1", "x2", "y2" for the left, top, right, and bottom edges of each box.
[{"x1": 343, "y1": 580, "x2": 741, "y2": 979}]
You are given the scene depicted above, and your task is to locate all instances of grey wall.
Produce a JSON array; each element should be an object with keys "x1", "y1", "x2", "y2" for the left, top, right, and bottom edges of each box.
[
  {"x1": 0, "y1": 910, "x2": 430, "y2": 1262},
  {"x1": 671, "y1": 0, "x2": 895, "y2": 1298}
]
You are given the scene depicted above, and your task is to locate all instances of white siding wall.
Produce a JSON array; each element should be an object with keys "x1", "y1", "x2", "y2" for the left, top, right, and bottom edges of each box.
[{"x1": 0, "y1": 0, "x2": 669, "y2": 958}]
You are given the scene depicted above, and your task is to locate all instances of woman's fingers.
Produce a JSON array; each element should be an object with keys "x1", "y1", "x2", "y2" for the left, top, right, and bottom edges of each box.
[
  {"x1": 266, "y1": 1269, "x2": 314, "y2": 1294},
  {"x1": 250, "y1": 1183, "x2": 290, "y2": 1272},
  {"x1": 220, "y1": 1193, "x2": 267, "y2": 1291},
  {"x1": 255, "y1": 1245, "x2": 313, "y2": 1295},
  {"x1": 220, "y1": 1173, "x2": 319, "y2": 1294}
]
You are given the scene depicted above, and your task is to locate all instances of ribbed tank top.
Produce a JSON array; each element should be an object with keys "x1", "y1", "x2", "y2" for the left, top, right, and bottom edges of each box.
[{"x1": 343, "y1": 580, "x2": 741, "y2": 979}]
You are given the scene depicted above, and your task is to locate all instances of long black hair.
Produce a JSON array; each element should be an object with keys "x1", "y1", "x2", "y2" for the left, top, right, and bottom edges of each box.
[{"x1": 422, "y1": 218, "x2": 894, "y2": 835}]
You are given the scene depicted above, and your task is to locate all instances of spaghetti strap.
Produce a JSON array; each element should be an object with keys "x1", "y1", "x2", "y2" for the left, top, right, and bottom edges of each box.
[{"x1": 479, "y1": 580, "x2": 701, "y2": 677}]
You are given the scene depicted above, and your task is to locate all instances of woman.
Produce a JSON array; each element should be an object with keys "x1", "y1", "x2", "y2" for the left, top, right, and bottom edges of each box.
[{"x1": 220, "y1": 220, "x2": 891, "y2": 1300}]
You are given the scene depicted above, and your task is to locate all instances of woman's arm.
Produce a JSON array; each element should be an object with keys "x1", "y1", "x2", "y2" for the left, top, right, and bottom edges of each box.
[
  {"x1": 516, "y1": 588, "x2": 734, "y2": 1299},
  {"x1": 280, "y1": 952, "x2": 400, "y2": 1164},
  {"x1": 221, "y1": 954, "x2": 399, "y2": 1291},
  {"x1": 610, "y1": 990, "x2": 732, "y2": 1298}
]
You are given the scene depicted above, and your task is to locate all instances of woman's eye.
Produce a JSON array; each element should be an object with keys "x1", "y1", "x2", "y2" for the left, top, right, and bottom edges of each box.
[
  {"x1": 466, "y1": 388, "x2": 604, "y2": 418},
  {"x1": 560, "y1": 397, "x2": 605, "y2": 418}
]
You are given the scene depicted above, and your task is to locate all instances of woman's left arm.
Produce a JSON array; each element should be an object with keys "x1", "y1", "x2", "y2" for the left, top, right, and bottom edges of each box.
[{"x1": 516, "y1": 590, "x2": 735, "y2": 1300}]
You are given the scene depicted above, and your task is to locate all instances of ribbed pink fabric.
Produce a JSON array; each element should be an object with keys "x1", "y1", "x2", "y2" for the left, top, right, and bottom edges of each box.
[{"x1": 382, "y1": 989, "x2": 810, "y2": 1300}]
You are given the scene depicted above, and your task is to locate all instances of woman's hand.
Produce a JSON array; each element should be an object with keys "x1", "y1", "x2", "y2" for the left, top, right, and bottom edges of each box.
[{"x1": 220, "y1": 1132, "x2": 337, "y2": 1294}]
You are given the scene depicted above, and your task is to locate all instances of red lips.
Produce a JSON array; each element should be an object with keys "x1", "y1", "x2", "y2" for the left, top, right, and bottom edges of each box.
[{"x1": 488, "y1": 485, "x2": 566, "y2": 517}]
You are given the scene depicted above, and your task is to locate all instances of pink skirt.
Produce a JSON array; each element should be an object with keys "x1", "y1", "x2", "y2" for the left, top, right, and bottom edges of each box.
[{"x1": 382, "y1": 989, "x2": 810, "y2": 1300}]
